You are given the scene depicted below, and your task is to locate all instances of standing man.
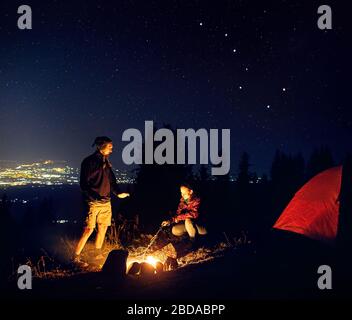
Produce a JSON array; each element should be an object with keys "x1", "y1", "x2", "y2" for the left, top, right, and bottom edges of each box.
[{"x1": 73, "y1": 136, "x2": 129, "y2": 266}]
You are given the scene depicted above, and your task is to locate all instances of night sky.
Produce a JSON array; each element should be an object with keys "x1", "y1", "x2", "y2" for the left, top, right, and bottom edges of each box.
[{"x1": 0, "y1": 0, "x2": 350, "y2": 175}]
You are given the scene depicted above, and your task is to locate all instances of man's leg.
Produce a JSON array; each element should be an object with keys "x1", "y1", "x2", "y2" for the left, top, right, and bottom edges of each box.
[
  {"x1": 94, "y1": 201, "x2": 112, "y2": 259},
  {"x1": 73, "y1": 201, "x2": 96, "y2": 266},
  {"x1": 95, "y1": 223, "x2": 108, "y2": 250},
  {"x1": 75, "y1": 227, "x2": 94, "y2": 256}
]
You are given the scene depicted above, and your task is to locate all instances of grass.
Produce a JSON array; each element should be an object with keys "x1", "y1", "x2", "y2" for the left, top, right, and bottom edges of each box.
[{"x1": 7, "y1": 220, "x2": 250, "y2": 281}]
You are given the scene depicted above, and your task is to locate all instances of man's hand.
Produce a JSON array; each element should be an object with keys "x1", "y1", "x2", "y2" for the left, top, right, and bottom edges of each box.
[
  {"x1": 161, "y1": 220, "x2": 171, "y2": 227},
  {"x1": 117, "y1": 192, "x2": 130, "y2": 199}
]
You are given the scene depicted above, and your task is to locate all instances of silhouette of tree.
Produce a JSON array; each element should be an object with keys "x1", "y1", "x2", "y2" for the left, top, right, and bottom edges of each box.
[
  {"x1": 270, "y1": 150, "x2": 286, "y2": 185},
  {"x1": 337, "y1": 153, "x2": 352, "y2": 248},
  {"x1": 292, "y1": 153, "x2": 305, "y2": 187},
  {"x1": 306, "y1": 146, "x2": 334, "y2": 179},
  {"x1": 232, "y1": 152, "x2": 258, "y2": 232},
  {"x1": 237, "y1": 152, "x2": 251, "y2": 187},
  {"x1": 270, "y1": 150, "x2": 306, "y2": 214},
  {"x1": 132, "y1": 124, "x2": 193, "y2": 231}
]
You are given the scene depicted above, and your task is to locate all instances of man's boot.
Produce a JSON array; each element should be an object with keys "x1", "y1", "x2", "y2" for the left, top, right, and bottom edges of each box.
[
  {"x1": 72, "y1": 254, "x2": 89, "y2": 269},
  {"x1": 95, "y1": 248, "x2": 105, "y2": 260}
]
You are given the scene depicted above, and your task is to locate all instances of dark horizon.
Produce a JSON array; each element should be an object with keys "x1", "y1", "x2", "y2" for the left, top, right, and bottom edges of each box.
[{"x1": 0, "y1": 144, "x2": 347, "y2": 179}]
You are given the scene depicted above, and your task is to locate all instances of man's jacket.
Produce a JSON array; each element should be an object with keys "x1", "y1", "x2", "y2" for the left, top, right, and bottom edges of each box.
[{"x1": 80, "y1": 151, "x2": 120, "y2": 201}]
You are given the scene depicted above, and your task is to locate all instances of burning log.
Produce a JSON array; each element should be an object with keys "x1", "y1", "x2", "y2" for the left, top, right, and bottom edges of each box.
[
  {"x1": 139, "y1": 262, "x2": 155, "y2": 277},
  {"x1": 155, "y1": 262, "x2": 164, "y2": 274}
]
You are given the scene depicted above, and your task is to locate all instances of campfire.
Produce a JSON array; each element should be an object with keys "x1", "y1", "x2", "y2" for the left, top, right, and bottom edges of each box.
[
  {"x1": 102, "y1": 223, "x2": 237, "y2": 280},
  {"x1": 145, "y1": 255, "x2": 159, "y2": 268},
  {"x1": 126, "y1": 242, "x2": 179, "y2": 276},
  {"x1": 121, "y1": 224, "x2": 181, "y2": 276},
  {"x1": 126, "y1": 255, "x2": 163, "y2": 276}
]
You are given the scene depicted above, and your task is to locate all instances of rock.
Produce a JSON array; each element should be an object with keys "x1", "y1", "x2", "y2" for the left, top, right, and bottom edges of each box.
[
  {"x1": 102, "y1": 249, "x2": 128, "y2": 279},
  {"x1": 155, "y1": 262, "x2": 164, "y2": 274},
  {"x1": 163, "y1": 257, "x2": 178, "y2": 271},
  {"x1": 127, "y1": 262, "x2": 141, "y2": 275},
  {"x1": 140, "y1": 262, "x2": 155, "y2": 277}
]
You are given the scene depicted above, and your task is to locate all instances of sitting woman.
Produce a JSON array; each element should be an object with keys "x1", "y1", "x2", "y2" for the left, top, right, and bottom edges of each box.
[{"x1": 162, "y1": 184, "x2": 207, "y2": 240}]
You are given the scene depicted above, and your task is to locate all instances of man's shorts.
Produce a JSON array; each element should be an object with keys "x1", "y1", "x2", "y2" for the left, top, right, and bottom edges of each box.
[{"x1": 84, "y1": 200, "x2": 112, "y2": 229}]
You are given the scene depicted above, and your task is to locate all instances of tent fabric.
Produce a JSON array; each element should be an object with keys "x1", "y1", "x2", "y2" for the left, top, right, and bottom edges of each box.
[{"x1": 273, "y1": 166, "x2": 343, "y2": 242}]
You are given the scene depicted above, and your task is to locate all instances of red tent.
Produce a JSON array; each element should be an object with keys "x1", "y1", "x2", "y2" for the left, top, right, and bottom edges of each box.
[{"x1": 273, "y1": 166, "x2": 343, "y2": 242}]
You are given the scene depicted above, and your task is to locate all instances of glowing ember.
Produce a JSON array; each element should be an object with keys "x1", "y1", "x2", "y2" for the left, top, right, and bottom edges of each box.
[{"x1": 146, "y1": 256, "x2": 158, "y2": 268}]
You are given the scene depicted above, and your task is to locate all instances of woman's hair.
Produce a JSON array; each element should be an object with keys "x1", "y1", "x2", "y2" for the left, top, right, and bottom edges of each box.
[
  {"x1": 180, "y1": 182, "x2": 193, "y2": 191},
  {"x1": 92, "y1": 136, "x2": 112, "y2": 149}
]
